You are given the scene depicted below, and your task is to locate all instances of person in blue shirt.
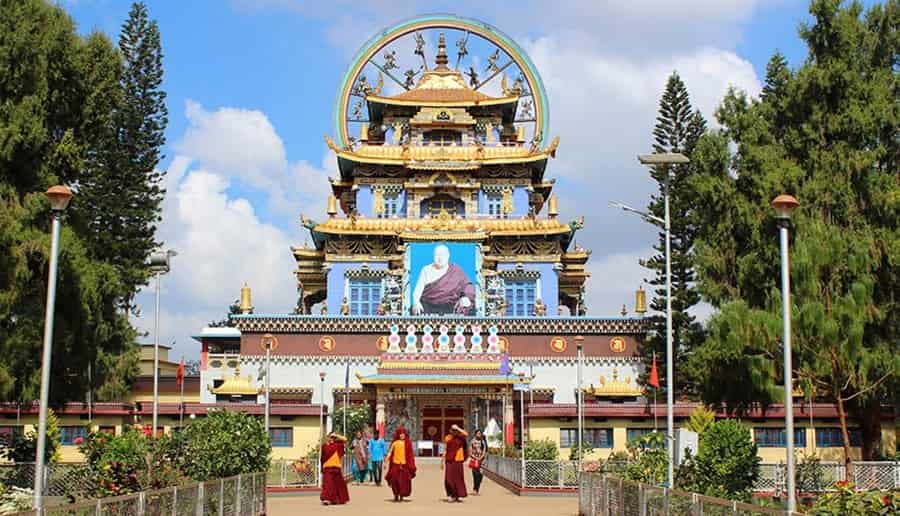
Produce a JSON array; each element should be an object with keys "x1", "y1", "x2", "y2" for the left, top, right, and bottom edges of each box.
[{"x1": 368, "y1": 431, "x2": 387, "y2": 486}]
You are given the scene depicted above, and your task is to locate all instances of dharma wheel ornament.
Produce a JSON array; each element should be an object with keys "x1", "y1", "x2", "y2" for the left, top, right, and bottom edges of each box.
[{"x1": 334, "y1": 15, "x2": 551, "y2": 150}]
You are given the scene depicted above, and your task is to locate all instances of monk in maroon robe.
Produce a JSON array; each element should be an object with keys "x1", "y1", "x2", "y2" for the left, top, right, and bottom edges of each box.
[
  {"x1": 442, "y1": 425, "x2": 468, "y2": 501},
  {"x1": 320, "y1": 433, "x2": 349, "y2": 505},
  {"x1": 384, "y1": 426, "x2": 416, "y2": 501}
]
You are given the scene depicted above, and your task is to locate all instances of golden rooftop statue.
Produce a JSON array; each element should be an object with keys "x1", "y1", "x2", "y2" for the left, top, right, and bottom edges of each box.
[
  {"x1": 239, "y1": 282, "x2": 253, "y2": 314},
  {"x1": 588, "y1": 369, "x2": 642, "y2": 397},
  {"x1": 209, "y1": 366, "x2": 259, "y2": 396}
]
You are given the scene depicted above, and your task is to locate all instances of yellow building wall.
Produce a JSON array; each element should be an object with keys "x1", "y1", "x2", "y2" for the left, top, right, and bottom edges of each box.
[
  {"x1": 6, "y1": 414, "x2": 324, "y2": 463},
  {"x1": 269, "y1": 417, "x2": 322, "y2": 461},
  {"x1": 529, "y1": 417, "x2": 897, "y2": 463},
  {"x1": 125, "y1": 392, "x2": 201, "y2": 403},
  {"x1": 8, "y1": 415, "x2": 130, "y2": 463}
]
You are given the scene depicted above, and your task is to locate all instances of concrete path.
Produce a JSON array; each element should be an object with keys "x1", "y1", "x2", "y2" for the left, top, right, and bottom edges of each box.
[{"x1": 267, "y1": 459, "x2": 576, "y2": 515}]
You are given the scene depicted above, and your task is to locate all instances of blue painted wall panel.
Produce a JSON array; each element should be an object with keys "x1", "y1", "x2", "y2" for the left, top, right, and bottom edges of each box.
[
  {"x1": 326, "y1": 261, "x2": 388, "y2": 314},
  {"x1": 356, "y1": 185, "x2": 373, "y2": 217},
  {"x1": 497, "y1": 262, "x2": 559, "y2": 315}
]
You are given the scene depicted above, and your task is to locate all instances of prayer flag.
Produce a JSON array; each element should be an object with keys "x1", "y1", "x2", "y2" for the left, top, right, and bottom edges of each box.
[
  {"x1": 176, "y1": 358, "x2": 185, "y2": 387},
  {"x1": 648, "y1": 353, "x2": 660, "y2": 389}
]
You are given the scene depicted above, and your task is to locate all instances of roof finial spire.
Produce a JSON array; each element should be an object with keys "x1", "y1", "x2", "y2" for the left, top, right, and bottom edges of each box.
[{"x1": 435, "y1": 32, "x2": 449, "y2": 70}]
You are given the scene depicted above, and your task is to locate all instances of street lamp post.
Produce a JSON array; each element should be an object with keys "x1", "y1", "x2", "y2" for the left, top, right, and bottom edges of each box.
[
  {"x1": 611, "y1": 152, "x2": 689, "y2": 488},
  {"x1": 772, "y1": 194, "x2": 799, "y2": 513},
  {"x1": 318, "y1": 371, "x2": 326, "y2": 488},
  {"x1": 149, "y1": 250, "x2": 176, "y2": 435},
  {"x1": 574, "y1": 336, "x2": 584, "y2": 467},
  {"x1": 34, "y1": 186, "x2": 73, "y2": 509},
  {"x1": 518, "y1": 372, "x2": 527, "y2": 483}
]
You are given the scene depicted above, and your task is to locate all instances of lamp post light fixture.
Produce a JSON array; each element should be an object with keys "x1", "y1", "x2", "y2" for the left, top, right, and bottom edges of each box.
[
  {"x1": 261, "y1": 334, "x2": 278, "y2": 434},
  {"x1": 772, "y1": 194, "x2": 799, "y2": 513},
  {"x1": 34, "y1": 185, "x2": 73, "y2": 509},
  {"x1": 149, "y1": 249, "x2": 177, "y2": 435},
  {"x1": 574, "y1": 335, "x2": 584, "y2": 468},
  {"x1": 610, "y1": 151, "x2": 688, "y2": 488}
]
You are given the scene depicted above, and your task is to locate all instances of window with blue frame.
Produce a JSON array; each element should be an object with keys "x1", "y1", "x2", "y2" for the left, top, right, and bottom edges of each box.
[
  {"x1": 626, "y1": 428, "x2": 664, "y2": 447},
  {"x1": 349, "y1": 279, "x2": 382, "y2": 316},
  {"x1": 269, "y1": 428, "x2": 293, "y2": 447},
  {"x1": 505, "y1": 279, "x2": 537, "y2": 316},
  {"x1": 486, "y1": 194, "x2": 503, "y2": 217},
  {"x1": 560, "y1": 428, "x2": 613, "y2": 448},
  {"x1": 60, "y1": 426, "x2": 87, "y2": 445},
  {"x1": 380, "y1": 193, "x2": 401, "y2": 218},
  {"x1": 754, "y1": 427, "x2": 806, "y2": 447},
  {"x1": 815, "y1": 427, "x2": 862, "y2": 447}
]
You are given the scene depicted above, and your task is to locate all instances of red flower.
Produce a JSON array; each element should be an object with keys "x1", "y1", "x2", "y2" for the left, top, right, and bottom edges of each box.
[
  {"x1": 835, "y1": 480, "x2": 850, "y2": 488},
  {"x1": 74, "y1": 436, "x2": 83, "y2": 445},
  {"x1": 883, "y1": 495, "x2": 892, "y2": 506}
]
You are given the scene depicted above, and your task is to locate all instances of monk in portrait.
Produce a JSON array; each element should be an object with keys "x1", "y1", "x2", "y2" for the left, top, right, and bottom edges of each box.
[{"x1": 412, "y1": 244, "x2": 475, "y2": 315}]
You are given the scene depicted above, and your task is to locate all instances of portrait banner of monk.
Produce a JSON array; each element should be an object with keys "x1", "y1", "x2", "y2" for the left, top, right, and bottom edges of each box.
[{"x1": 405, "y1": 243, "x2": 482, "y2": 316}]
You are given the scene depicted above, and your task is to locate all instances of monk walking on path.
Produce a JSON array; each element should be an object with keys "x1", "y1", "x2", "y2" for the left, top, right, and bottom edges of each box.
[
  {"x1": 385, "y1": 426, "x2": 416, "y2": 502},
  {"x1": 320, "y1": 433, "x2": 349, "y2": 506},
  {"x1": 442, "y1": 424, "x2": 468, "y2": 502}
]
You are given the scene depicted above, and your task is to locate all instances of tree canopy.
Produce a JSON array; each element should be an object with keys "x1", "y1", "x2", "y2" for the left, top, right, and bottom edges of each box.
[
  {"x1": 0, "y1": 0, "x2": 166, "y2": 403},
  {"x1": 686, "y1": 0, "x2": 899, "y2": 460}
]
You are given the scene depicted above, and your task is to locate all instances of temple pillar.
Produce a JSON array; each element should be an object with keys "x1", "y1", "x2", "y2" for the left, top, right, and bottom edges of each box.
[
  {"x1": 375, "y1": 392, "x2": 386, "y2": 438},
  {"x1": 503, "y1": 391, "x2": 514, "y2": 446}
]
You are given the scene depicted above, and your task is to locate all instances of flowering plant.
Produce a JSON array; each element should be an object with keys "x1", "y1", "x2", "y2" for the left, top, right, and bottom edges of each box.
[{"x1": 806, "y1": 482, "x2": 898, "y2": 515}]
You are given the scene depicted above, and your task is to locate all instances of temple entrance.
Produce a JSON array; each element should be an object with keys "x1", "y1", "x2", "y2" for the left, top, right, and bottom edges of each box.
[{"x1": 421, "y1": 405, "x2": 464, "y2": 456}]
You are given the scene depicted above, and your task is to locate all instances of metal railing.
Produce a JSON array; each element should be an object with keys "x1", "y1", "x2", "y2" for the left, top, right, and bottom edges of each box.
[
  {"x1": 579, "y1": 473, "x2": 792, "y2": 516},
  {"x1": 266, "y1": 459, "x2": 317, "y2": 487},
  {"x1": 482, "y1": 455, "x2": 522, "y2": 486},
  {"x1": 0, "y1": 463, "x2": 91, "y2": 497},
  {"x1": 11, "y1": 472, "x2": 266, "y2": 516},
  {"x1": 481, "y1": 456, "x2": 899, "y2": 494},
  {"x1": 762, "y1": 461, "x2": 899, "y2": 495}
]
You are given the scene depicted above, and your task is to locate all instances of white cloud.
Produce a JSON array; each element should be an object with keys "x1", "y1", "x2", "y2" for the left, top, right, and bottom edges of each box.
[
  {"x1": 134, "y1": 102, "x2": 334, "y2": 358},
  {"x1": 522, "y1": 36, "x2": 761, "y2": 321}
]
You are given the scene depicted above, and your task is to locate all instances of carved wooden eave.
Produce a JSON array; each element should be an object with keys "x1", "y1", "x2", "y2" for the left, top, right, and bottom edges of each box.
[
  {"x1": 310, "y1": 215, "x2": 574, "y2": 239},
  {"x1": 230, "y1": 315, "x2": 649, "y2": 335},
  {"x1": 292, "y1": 247, "x2": 327, "y2": 300}
]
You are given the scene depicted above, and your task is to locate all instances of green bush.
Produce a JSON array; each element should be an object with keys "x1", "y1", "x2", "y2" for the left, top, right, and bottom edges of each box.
[
  {"x1": 0, "y1": 409, "x2": 61, "y2": 464},
  {"x1": 796, "y1": 452, "x2": 827, "y2": 493},
  {"x1": 806, "y1": 482, "x2": 898, "y2": 515},
  {"x1": 568, "y1": 440, "x2": 593, "y2": 460},
  {"x1": 331, "y1": 403, "x2": 372, "y2": 450},
  {"x1": 624, "y1": 431, "x2": 668, "y2": 485},
  {"x1": 523, "y1": 438, "x2": 558, "y2": 460},
  {"x1": 77, "y1": 427, "x2": 184, "y2": 498},
  {"x1": 677, "y1": 420, "x2": 760, "y2": 501},
  {"x1": 177, "y1": 410, "x2": 271, "y2": 481}
]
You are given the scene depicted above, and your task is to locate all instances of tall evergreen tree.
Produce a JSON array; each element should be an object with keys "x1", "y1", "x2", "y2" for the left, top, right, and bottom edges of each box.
[
  {"x1": 688, "y1": 0, "x2": 899, "y2": 463},
  {"x1": 78, "y1": 2, "x2": 168, "y2": 308},
  {"x1": 0, "y1": 0, "x2": 141, "y2": 403},
  {"x1": 639, "y1": 72, "x2": 707, "y2": 396}
]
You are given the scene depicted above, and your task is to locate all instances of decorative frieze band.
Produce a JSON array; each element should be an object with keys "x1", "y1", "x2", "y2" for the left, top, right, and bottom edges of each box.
[{"x1": 230, "y1": 315, "x2": 648, "y2": 335}]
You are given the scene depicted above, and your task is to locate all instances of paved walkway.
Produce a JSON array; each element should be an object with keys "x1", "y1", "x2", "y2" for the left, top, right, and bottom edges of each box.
[{"x1": 267, "y1": 459, "x2": 576, "y2": 515}]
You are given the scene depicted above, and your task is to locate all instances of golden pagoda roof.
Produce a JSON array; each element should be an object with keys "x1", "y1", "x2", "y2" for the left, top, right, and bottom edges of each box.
[
  {"x1": 367, "y1": 32, "x2": 517, "y2": 108},
  {"x1": 209, "y1": 369, "x2": 259, "y2": 396},
  {"x1": 325, "y1": 136, "x2": 559, "y2": 167},
  {"x1": 311, "y1": 212, "x2": 578, "y2": 239},
  {"x1": 585, "y1": 369, "x2": 642, "y2": 397}
]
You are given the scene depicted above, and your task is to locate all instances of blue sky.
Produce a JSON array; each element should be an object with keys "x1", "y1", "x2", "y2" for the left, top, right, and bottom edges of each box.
[{"x1": 59, "y1": 0, "x2": 864, "y2": 360}]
